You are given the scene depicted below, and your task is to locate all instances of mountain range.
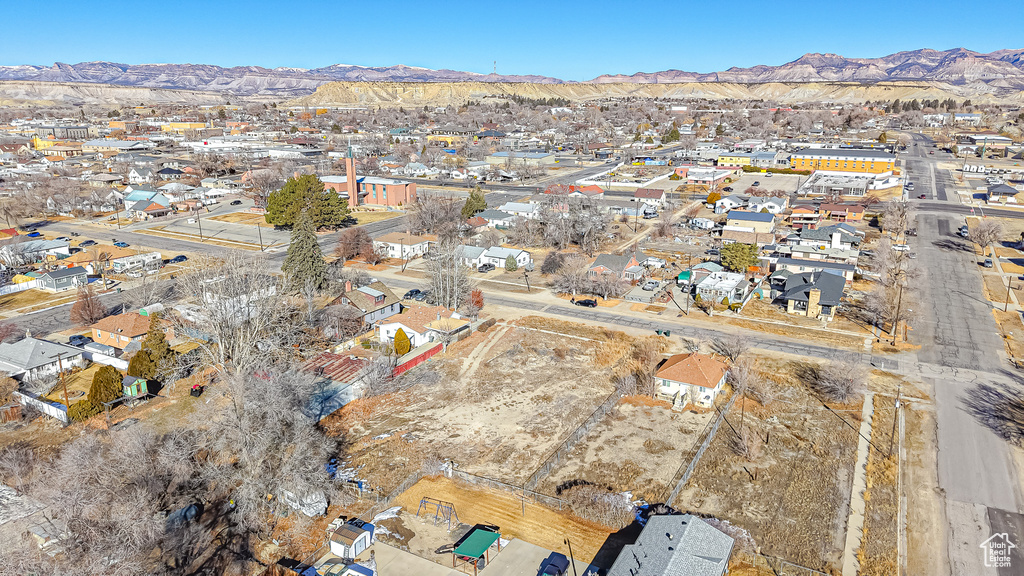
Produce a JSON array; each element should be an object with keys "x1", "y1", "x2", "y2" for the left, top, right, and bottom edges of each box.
[{"x1": 1, "y1": 48, "x2": 1023, "y2": 98}]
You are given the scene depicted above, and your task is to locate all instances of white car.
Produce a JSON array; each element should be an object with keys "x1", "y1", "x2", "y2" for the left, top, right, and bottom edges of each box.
[{"x1": 892, "y1": 244, "x2": 910, "y2": 252}]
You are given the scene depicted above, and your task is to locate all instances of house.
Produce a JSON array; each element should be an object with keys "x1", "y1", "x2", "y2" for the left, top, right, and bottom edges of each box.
[
  {"x1": 0, "y1": 337, "x2": 86, "y2": 383},
  {"x1": 771, "y1": 257, "x2": 856, "y2": 283},
  {"x1": 458, "y1": 245, "x2": 487, "y2": 268},
  {"x1": 720, "y1": 229, "x2": 775, "y2": 247},
  {"x1": 38, "y1": 266, "x2": 88, "y2": 292},
  {"x1": 480, "y1": 247, "x2": 532, "y2": 269},
  {"x1": 987, "y1": 184, "x2": 1020, "y2": 203},
  {"x1": 819, "y1": 203, "x2": 865, "y2": 222},
  {"x1": 724, "y1": 211, "x2": 775, "y2": 234},
  {"x1": 122, "y1": 375, "x2": 148, "y2": 399},
  {"x1": 1, "y1": 239, "x2": 70, "y2": 263},
  {"x1": 476, "y1": 209, "x2": 516, "y2": 228},
  {"x1": 655, "y1": 353, "x2": 730, "y2": 409},
  {"x1": 797, "y1": 225, "x2": 861, "y2": 251},
  {"x1": 713, "y1": 194, "x2": 746, "y2": 214},
  {"x1": 690, "y1": 217, "x2": 715, "y2": 230},
  {"x1": 589, "y1": 252, "x2": 644, "y2": 281},
  {"x1": 372, "y1": 232, "x2": 435, "y2": 259},
  {"x1": 788, "y1": 205, "x2": 824, "y2": 230},
  {"x1": 606, "y1": 514, "x2": 734, "y2": 576},
  {"x1": 128, "y1": 167, "x2": 153, "y2": 184},
  {"x1": 695, "y1": 272, "x2": 749, "y2": 304},
  {"x1": 128, "y1": 200, "x2": 172, "y2": 219},
  {"x1": 496, "y1": 202, "x2": 540, "y2": 220},
  {"x1": 747, "y1": 196, "x2": 788, "y2": 214},
  {"x1": 634, "y1": 188, "x2": 665, "y2": 207},
  {"x1": 377, "y1": 305, "x2": 470, "y2": 348},
  {"x1": 91, "y1": 312, "x2": 172, "y2": 351},
  {"x1": 330, "y1": 281, "x2": 401, "y2": 325},
  {"x1": 781, "y1": 271, "x2": 846, "y2": 321}
]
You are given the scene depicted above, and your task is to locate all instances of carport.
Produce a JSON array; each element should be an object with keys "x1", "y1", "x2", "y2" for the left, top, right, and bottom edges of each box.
[{"x1": 452, "y1": 525, "x2": 502, "y2": 575}]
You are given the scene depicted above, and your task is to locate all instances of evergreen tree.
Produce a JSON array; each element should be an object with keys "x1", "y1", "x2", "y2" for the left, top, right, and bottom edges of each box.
[
  {"x1": 283, "y1": 210, "x2": 328, "y2": 293},
  {"x1": 128, "y1": 349, "x2": 156, "y2": 380},
  {"x1": 461, "y1": 188, "x2": 487, "y2": 219},
  {"x1": 505, "y1": 255, "x2": 518, "y2": 272},
  {"x1": 265, "y1": 174, "x2": 349, "y2": 229},
  {"x1": 720, "y1": 243, "x2": 759, "y2": 272},
  {"x1": 89, "y1": 365, "x2": 124, "y2": 406},
  {"x1": 393, "y1": 328, "x2": 411, "y2": 356},
  {"x1": 141, "y1": 313, "x2": 171, "y2": 362}
]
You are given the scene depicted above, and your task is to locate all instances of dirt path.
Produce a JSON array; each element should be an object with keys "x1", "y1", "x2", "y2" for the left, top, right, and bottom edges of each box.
[{"x1": 460, "y1": 324, "x2": 511, "y2": 381}]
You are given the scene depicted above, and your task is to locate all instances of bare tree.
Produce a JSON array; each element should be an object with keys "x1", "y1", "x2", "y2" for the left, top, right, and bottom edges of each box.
[
  {"x1": 246, "y1": 166, "x2": 284, "y2": 210},
  {"x1": 713, "y1": 334, "x2": 750, "y2": 362},
  {"x1": 335, "y1": 227, "x2": 373, "y2": 262},
  {"x1": 811, "y1": 356, "x2": 867, "y2": 403},
  {"x1": 593, "y1": 272, "x2": 629, "y2": 299},
  {"x1": 408, "y1": 193, "x2": 462, "y2": 240},
  {"x1": 969, "y1": 219, "x2": 1003, "y2": 256},
  {"x1": 425, "y1": 237, "x2": 471, "y2": 309},
  {"x1": 550, "y1": 254, "x2": 592, "y2": 296},
  {"x1": 882, "y1": 199, "x2": 915, "y2": 240},
  {"x1": 69, "y1": 285, "x2": 108, "y2": 325}
]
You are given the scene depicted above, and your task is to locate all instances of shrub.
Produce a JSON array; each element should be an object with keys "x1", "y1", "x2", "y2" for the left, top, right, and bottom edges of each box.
[
  {"x1": 478, "y1": 318, "x2": 497, "y2": 332},
  {"x1": 562, "y1": 483, "x2": 634, "y2": 529},
  {"x1": 68, "y1": 400, "x2": 101, "y2": 422}
]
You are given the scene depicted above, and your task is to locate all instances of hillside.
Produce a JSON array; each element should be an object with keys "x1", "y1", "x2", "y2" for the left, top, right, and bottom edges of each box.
[
  {"x1": 0, "y1": 80, "x2": 227, "y2": 106},
  {"x1": 290, "y1": 80, "x2": 1024, "y2": 108}
]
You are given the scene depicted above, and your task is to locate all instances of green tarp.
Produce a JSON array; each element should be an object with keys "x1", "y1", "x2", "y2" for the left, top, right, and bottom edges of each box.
[{"x1": 454, "y1": 529, "x2": 500, "y2": 559}]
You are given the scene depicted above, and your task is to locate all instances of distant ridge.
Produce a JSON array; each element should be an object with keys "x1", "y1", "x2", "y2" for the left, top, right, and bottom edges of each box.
[{"x1": 0, "y1": 48, "x2": 1022, "y2": 98}]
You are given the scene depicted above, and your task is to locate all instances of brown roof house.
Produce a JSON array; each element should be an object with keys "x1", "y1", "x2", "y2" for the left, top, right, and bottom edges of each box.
[
  {"x1": 90, "y1": 312, "x2": 174, "y2": 351},
  {"x1": 377, "y1": 305, "x2": 470, "y2": 348},
  {"x1": 655, "y1": 353, "x2": 729, "y2": 409},
  {"x1": 330, "y1": 281, "x2": 401, "y2": 325}
]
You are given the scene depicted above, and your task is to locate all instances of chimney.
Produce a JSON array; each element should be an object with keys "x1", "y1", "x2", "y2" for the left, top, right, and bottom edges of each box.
[
  {"x1": 830, "y1": 231, "x2": 841, "y2": 249},
  {"x1": 344, "y1": 280, "x2": 352, "y2": 293},
  {"x1": 807, "y1": 288, "x2": 821, "y2": 317}
]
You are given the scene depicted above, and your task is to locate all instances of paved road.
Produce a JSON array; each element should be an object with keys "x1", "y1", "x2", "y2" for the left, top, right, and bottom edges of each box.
[{"x1": 905, "y1": 132, "x2": 1024, "y2": 575}]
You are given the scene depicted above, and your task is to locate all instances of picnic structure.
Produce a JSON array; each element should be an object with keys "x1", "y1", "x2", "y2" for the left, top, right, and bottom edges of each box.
[{"x1": 451, "y1": 524, "x2": 502, "y2": 574}]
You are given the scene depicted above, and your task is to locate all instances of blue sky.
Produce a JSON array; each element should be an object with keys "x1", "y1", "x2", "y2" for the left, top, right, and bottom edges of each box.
[{"x1": 2, "y1": 0, "x2": 1021, "y2": 80}]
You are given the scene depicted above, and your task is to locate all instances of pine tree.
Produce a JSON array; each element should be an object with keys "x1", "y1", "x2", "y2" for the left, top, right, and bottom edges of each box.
[
  {"x1": 393, "y1": 328, "x2": 411, "y2": 356},
  {"x1": 461, "y1": 188, "x2": 487, "y2": 219},
  {"x1": 505, "y1": 255, "x2": 518, "y2": 272},
  {"x1": 128, "y1": 349, "x2": 156, "y2": 380},
  {"x1": 283, "y1": 210, "x2": 328, "y2": 293},
  {"x1": 265, "y1": 174, "x2": 350, "y2": 229},
  {"x1": 89, "y1": 365, "x2": 124, "y2": 405},
  {"x1": 141, "y1": 313, "x2": 171, "y2": 362}
]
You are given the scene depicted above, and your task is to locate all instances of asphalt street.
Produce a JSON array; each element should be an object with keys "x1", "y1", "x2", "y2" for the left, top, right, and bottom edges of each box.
[{"x1": 905, "y1": 132, "x2": 1024, "y2": 575}]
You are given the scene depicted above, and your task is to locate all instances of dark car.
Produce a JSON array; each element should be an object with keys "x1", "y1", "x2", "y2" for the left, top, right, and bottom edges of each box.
[
  {"x1": 403, "y1": 289, "x2": 422, "y2": 300},
  {"x1": 573, "y1": 298, "x2": 598, "y2": 307},
  {"x1": 414, "y1": 290, "x2": 429, "y2": 301},
  {"x1": 918, "y1": 194, "x2": 926, "y2": 199},
  {"x1": 722, "y1": 186, "x2": 733, "y2": 192},
  {"x1": 114, "y1": 241, "x2": 130, "y2": 248},
  {"x1": 477, "y1": 263, "x2": 495, "y2": 273},
  {"x1": 230, "y1": 200, "x2": 243, "y2": 206},
  {"x1": 705, "y1": 248, "x2": 720, "y2": 256},
  {"x1": 79, "y1": 239, "x2": 97, "y2": 247},
  {"x1": 752, "y1": 180, "x2": 760, "y2": 186},
  {"x1": 541, "y1": 553, "x2": 571, "y2": 576},
  {"x1": 169, "y1": 255, "x2": 188, "y2": 264},
  {"x1": 68, "y1": 335, "x2": 92, "y2": 347}
]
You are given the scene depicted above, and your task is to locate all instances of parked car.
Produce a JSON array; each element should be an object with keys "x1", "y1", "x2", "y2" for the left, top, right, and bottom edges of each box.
[
  {"x1": 752, "y1": 181, "x2": 760, "y2": 186},
  {"x1": 540, "y1": 553, "x2": 571, "y2": 576},
  {"x1": 892, "y1": 244, "x2": 910, "y2": 252},
  {"x1": 127, "y1": 270, "x2": 142, "y2": 278},
  {"x1": 959, "y1": 227, "x2": 970, "y2": 238},
  {"x1": 906, "y1": 229, "x2": 918, "y2": 237},
  {"x1": 918, "y1": 194, "x2": 926, "y2": 199},
  {"x1": 477, "y1": 263, "x2": 495, "y2": 273},
  {"x1": 414, "y1": 290, "x2": 429, "y2": 301},
  {"x1": 230, "y1": 200, "x2": 243, "y2": 206},
  {"x1": 983, "y1": 258, "x2": 994, "y2": 268},
  {"x1": 79, "y1": 239, "x2": 97, "y2": 247},
  {"x1": 705, "y1": 248, "x2": 720, "y2": 256},
  {"x1": 642, "y1": 280, "x2": 660, "y2": 291},
  {"x1": 906, "y1": 182, "x2": 915, "y2": 191},
  {"x1": 56, "y1": 236, "x2": 71, "y2": 241},
  {"x1": 403, "y1": 289, "x2": 422, "y2": 300},
  {"x1": 114, "y1": 241, "x2": 130, "y2": 248},
  {"x1": 764, "y1": 172, "x2": 773, "y2": 177},
  {"x1": 68, "y1": 335, "x2": 92, "y2": 347},
  {"x1": 26, "y1": 232, "x2": 41, "y2": 237},
  {"x1": 70, "y1": 232, "x2": 80, "y2": 236},
  {"x1": 573, "y1": 298, "x2": 598, "y2": 308},
  {"x1": 722, "y1": 187, "x2": 733, "y2": 192},
  {"x1": 642, "y1": 212, "x2": 658, "y2": 219},
  {"x1": 169, "y1": 255, "x2": 188, "y2": 264}
]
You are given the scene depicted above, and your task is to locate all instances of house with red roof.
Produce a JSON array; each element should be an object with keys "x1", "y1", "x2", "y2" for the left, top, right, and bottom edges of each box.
[{"x1": 655, "y1": 353, "x2": 729, "y2": 409}]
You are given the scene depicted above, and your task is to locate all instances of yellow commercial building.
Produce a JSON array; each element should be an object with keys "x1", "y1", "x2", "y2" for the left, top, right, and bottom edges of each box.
[
  {"x1": 790, "y1": 149, "x2": 895, "y2": 174},
  {"x1": 717, "y1": 153, "x2": 754, "y2": 166},
  {"x1": 161, "y1": 122, "x2": 207, "y2": 133}
]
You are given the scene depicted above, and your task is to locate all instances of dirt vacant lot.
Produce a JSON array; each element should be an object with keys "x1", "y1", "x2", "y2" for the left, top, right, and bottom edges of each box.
[
  {"x1": 676, "y1": 357, "x2": 862, "y2": 573},
  {"x1": 536, "y1": 397, "x2": 715, "y2": 502},
  {"x1": 323, "y1": 318, "x2": 639, "y2": 493}
]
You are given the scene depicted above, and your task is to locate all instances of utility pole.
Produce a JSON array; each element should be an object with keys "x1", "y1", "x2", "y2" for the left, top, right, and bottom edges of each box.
[
  {"x1": 195, "y1": 206, "x2": 204, "y2": 242},
  {"x1": 1006, "y1": 278, "x2": 1014, "y2": 313},
  {"x1": 257, "y1": 219, "x2": 264, "y2": 251},
  {"x1": 523, "y1": 270, "x2": 531, "y2": 293},
  {"x1": 563, "y1": 538, "x2": 578, "y2": 576},
  {"x1": 888, "y1": 383, "x2": 902, "y2": 458},
  {"x1": 49, "y1": 352, "x2": 70, "y2": 409}
]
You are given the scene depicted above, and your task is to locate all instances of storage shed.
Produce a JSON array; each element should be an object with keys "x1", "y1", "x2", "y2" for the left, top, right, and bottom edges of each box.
[{"x1": 328, "y1": 519, "x2": 375, "y2": 558}]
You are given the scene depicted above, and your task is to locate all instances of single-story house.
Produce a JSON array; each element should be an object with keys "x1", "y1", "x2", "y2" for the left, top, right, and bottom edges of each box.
[
  {"x1": 589, "y1": 252, "x2": 644, "y2": 281},
  {"x1": 480, "y1": 246, "x2": 532, "y2": 269},
  {"x1": 634, "y1": 188, "x2": 666, "y2": 207},
  {"x1": 330, "y1": 281, "x2": 401, "y2": 325},
  {"x1": 0, "y1": 337, "x2": 86, "y2": 382},
  {"x1": 497, "y1": 202, "x2": 540, "y2": 220},
  {"x1": 747, "y1": 196, "x2": 788, "y2": 214},
  {"x1": 377, "y1": 305, "x2": 470, "y2": 348},
  {"x1": 714, "y1": 194, "x2": 747, "y2": 214},
  {"x1": 0, "y1": 239, "x2": 70, "y2": 264},
  {"x1": 724, "y1": 211, "x2": 775, "y2": 234},
  {"x1": 819, "y1": 203, "x2": 865, "y2": 222},
  {"x1": 695, "y1": 271, "x2": 749, "y2": 304},
  {"x1": 606, "y1": 514, "x2": 734, "y2": 576},
  {"x1": 721, "y1": 229, "x2": 775, "y2": 247},
  {"x1": 458, "y1": 245, "x2": 488, "y2": 268},
  {"x1": 372, "y1": 232, "x2": 435, "y2": 259},
  {"x1": 476, "y1": 209, "x2": 516, "y2": 228},
  {"x1": 38, "y1": 266, "x2": 88, "y2": 292},
  {"x1": 655, "y1": 352, "x2": 730, "y2": 409},
  {"x1": 987, "y1": 183, "x2": 1020, "y2": 203},
  {"x1": 781, "y1": 271, "x2": 846, "y2": 321},
  {"x1": 797, "y1": 225, "x2": 861, "y2": 251}
]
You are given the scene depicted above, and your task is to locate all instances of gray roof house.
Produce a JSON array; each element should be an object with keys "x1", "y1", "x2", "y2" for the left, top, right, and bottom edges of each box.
[
  {"x1": 476, "y1": 209, "x2": 515, "y2": 228},
  {"x1": 38, "y1": 267, "x2": 88, "y2": 293},
  {"x1": 781, "y1": 271, "x2": 846, "y2": 320},
  {"x1": 607, "y1": 514, "x2": 734, "y2": 576},
  {"x1": 987, "y1": 183, "x2": 1019, "y2": 202},
  {"x1": 458, "y1": 245, "x2": 487, "y2": 267},
  {"x1": 797, "y1": 224, "x2": 862, "y2": 249},
  {"x1": 481, "y1": 246, "x2": 532, "y2": 269},
  {"x1": 0, "y1": 337, "x2": 86, "y2": 383}
]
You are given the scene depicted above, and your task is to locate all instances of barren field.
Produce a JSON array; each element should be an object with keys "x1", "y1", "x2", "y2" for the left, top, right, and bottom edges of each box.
[
  {"x1": 859, "y1": 395, "x2": 899, "y2": 576},
  {"x1": 676, "y1": 357, "x2": 861, "y2": 573},
  {"x1": 322, "y1": 318, "x2": 629, "y2": 493},
  {"x1": 536, "y1": 398, "x2": 715, "y2": 502}
]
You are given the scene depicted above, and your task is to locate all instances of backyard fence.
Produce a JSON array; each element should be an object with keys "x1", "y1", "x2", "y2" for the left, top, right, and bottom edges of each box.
[
  {"x1": 13, "y1": 390, "x2": 67, "y2": 424},
  {"x1": 730, "y1": 551, "x2": 830, "y2": 576},
  {"x1": 81, "y1": 351, "x2": 129, "y2": 371},
  {"x1": 449, "y1": 468, "x2": 567, "y2": 512},
  {"x1": 0, "y1": 280, "x2": 39, "y2": 295},
  {"x1": 665, "y1": 392, "x2": 738, "y2": 506},
  {"x1": 523, "y1": 389, "x2": 622, "y2": 492}
]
